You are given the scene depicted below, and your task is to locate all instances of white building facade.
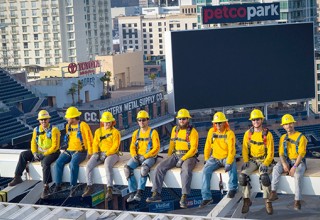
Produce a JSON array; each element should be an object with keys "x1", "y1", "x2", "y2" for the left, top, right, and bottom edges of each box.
[
  {"x1": 0, "y1": 0, "x2": 112, "y2": 68},
  {"x1": 118, "y1": 14, "x2": 197, "y2": 57}
]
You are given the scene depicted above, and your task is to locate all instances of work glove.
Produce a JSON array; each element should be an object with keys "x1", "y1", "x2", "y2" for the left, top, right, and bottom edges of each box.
[
  {"x1": 33, "y1": 153, "x2": 43, "y2": 161},
  {"x1": 133, "y1": 155, "x2": 139, "y2": 163},
  {"x1": 138, "y1": 155, "x2": 145, "y2": 164},
  {"x1": 241, "y1": 162, "x2": 249, "y2": 171},
  {"x1": 225, "y1": 164, "x2": 232, "y2": 172},
  {"x1": 60, "y1": 142, "x2": 68, "y2": 151},
  {"x1": 204, "y1": 161, "x2": 206, "y2": 165},
  {"x1": 176, "y1": 159, "x2": 184, "y2": 168},
  {"x1": 259, "y1": 165, "x2": 268, "y2": 173}
]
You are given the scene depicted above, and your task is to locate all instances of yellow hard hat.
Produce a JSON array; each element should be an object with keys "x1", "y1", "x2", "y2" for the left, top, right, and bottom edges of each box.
[
  {"x1": 65, "y1": 106, "x2": 82, "y2": 119},
  {"x1": 249, "y1": 109, "x2": 264, "y2": 120},
  {"x1": 212, "y1": 112, "x2": 228, "y2": 123},
  {"x1": 37, "y1": 110, "x2": 51, "y2": 120},
  {"x1": 281, "y1": 114, "x2": 296, "y2": 125},
  {"x1": 100, "y1": 111, "x2": 115, "y2": 123},
  {"x1": 137, "y1": 110, "x2": 149, "y2": 119},
  {"x1": 176, "y1": 108, "x2": 191, "y2": 118}
]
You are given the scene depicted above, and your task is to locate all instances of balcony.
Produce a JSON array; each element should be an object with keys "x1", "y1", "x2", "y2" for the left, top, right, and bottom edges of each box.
[
  {"x1": 0, "y1": 14, "x2": 7, "y2": 18},
  {"x1": 11, "y1": 30, "x2": 19, "y2": 34},
  {"x1": 10, "y1": 13, "x2": 17, "y2": 18},
  {"x1": 12, "y1": 46, "x2": 20, "y2": 50},
  {"x1": 1, "y1": 30, "x2": 8, "y2": 35},
  {"x1": 42, "y1": 12, "x2": 49, "y2": 16},
  {"x1": 45, "y1": 45, "x2": 51, "y2": 49},
  {"x1": 45, "y1": 53, "x2": 51, "y2": 57},
  {"x1": 12, "y1": 39, "x2": 19, "y2": 42},
  {"x1": 9, "y1": 6, "x2": 17, "y2": 10},
  {"x1": 44, "y1": 38, "x2": 50, "y2": 41},
  {"x1": 1, "y1": 39, "x2": 9, "y2": 43}
]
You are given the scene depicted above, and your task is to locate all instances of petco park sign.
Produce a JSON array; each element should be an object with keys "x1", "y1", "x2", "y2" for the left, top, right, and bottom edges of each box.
[
  {"x1": 202, "y1": 3, "x2": 280, "y2": 24},
  {"x1": 68, "y1": 60, "x2": 101, "y2": 75}
]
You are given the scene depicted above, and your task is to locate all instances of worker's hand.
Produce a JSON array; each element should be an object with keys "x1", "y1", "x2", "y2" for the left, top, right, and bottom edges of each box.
[
  {"x1": 241, "y1": 162, "x2": 249, "y2": 171},
  {"x1": 37, "y1": 154, "x2": 44, "y2": 161},
  {"x1": 33, "y1": 153, "x2": 40, "y2": 161},
  {"x1": 225, "y1": 164, "x2": 232, "y2": 172},
  {"x1": 133, "y1": 155, "x2": 139, "y2": 163},
  {"x1": 176, "y1": 159, "x2": 184, "y2": 168},
  {"x1": 138, "y1": 155, "x2": 145, "y2": 164},
  {"x1": 259, "y1": 165, "x2": 268, "y2": 173}
]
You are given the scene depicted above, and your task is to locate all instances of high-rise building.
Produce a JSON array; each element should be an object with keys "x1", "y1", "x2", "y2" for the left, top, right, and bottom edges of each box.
[
  {"x1": 0, "y1": 0, "x2": 112, "y2": 68},
  {"x1": 118, "y1": 14, "x2": 197, "y2": 57}
]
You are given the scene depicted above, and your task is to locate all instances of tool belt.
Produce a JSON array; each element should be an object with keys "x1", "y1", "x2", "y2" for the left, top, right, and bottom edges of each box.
[{"x1": 250, "y1": 156, "x2": 265, "y2": 161}]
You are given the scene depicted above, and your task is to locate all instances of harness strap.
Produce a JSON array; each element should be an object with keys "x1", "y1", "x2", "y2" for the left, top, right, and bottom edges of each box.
[
  {"x1": 283, "y1": 133, "x2": 303, "y2": 159},
  {"x1": 247, "y1": 127, "x2": 269, "y2": 159},
  {"x1": 136, "y1": 128, "x2": 154, "y2": 154},
  {"x1": 64, "y1": 122, "x2": 86, "y2": 152}
]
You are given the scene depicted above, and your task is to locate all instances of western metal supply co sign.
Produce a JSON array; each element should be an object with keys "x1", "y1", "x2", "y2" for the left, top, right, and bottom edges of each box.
[
  {"x1": 82, "y1": 92, "x2": 164, "y2": 123},
  {"x1": 202, "y1": 2, "x2": 280, "y2": 24}
]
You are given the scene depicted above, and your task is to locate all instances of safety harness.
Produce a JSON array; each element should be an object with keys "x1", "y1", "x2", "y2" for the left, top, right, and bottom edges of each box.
[
  {"x1": 171, "y1": 125, "x2": 198, "y2": 157},
  {"x1": 247, "y1": 127, "x2": 269, "y2": 160},
  {"x1": 35, "y1": 124, "x2": 53, "y2": 152},
  {"x1": 64, "y1": 122, "x2": 86, "y2": 152},
  {"x1": 135, "y1": 128, "x2": 154, "y2": 154},
  {"x1": 98, "y1": 127, "x2": 122, "y2": 157},
  {"x1": 283, "y1": 133, "x2": 305, "y2": 163}
]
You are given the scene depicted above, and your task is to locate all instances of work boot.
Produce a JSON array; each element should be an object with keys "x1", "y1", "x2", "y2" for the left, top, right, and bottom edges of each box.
[
  {"x1": 69, "y1": 185, "x2": 77, "y2": 197},
  {"x1": 199, "y1": 199, "x2": 213, "y2": 208},
  {"x1": 40, "y1": 185, "x2": 50, "y2": 199},
  {"x1": 53, "y1": 184, "x2": 62, "y2": 194},
  {"x1": 241, "y1": 198, "x2": 252, "y2": 214},
  {"x1": 227, "y1": 190, "x2": 237, "y2": 198},
  {"x1": 106, "y1": 187, "x2": 113, "y2": 201},
  {"x1": 269, "y1": 191, "x2": 278, "y2": 201},
  {"x1": 180, "y1": 194, "x2": 188, "y2": 209},
  {"x1": 265, "y1": 199, "x2": 273, "y2": 215},
  {"x1": 133, "y1": 190, "x2": 143, "y2": 201},
  {"x1": 8, "y1": 175, "x2": 23, "y2": 187},
  {"x1": 82, "y1": 185, "x2": 94, "y2": 197},
  {"x1": 146, "y1": 191, "x2": 162, "y2": 203},
  {"x1": 127, "y1": 192, "x2": 136, "y2": 203},
  {"x1": 294, "y1": 200, "x2": 301, "y2": 210}
]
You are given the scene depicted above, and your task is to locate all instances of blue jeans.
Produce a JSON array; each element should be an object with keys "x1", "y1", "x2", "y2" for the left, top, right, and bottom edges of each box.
[
  {"x1": 201, "y1": 157, "x2": 238, "y2": 200},
  {"x1": 126, "y1": 157, "x2": 156, "y2": 193},
  {"x1": 54, "y1": 150, "x2": 87, "y2": 186}
]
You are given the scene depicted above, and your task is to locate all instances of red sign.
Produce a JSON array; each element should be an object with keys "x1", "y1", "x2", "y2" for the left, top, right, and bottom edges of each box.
[{"x1": 67, "y1": 60, "x2": 101, "y2": 75}]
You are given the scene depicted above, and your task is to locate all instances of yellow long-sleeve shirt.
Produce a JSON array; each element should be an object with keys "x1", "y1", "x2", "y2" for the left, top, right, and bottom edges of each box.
[
  {"x1": 130, "y1": 127, "x2": 160, "y2": 159},
  {"x1": 204, "y1": 128, "x2": 236, "y2": 164},
  {"x1": 168, "y1": 125, "x2": 199, "y2": 161},
  {"x1": 92, "y1": 127, "x2": 121, "y2": 156},
  {"x1": 31, "y1": 124, "x2": 60, "y2": 156},
  {"x1": 66, "y1": 121, "x2": 93, "y2": 154},
  {"x1": 242, "y1": 129, "x2": 274, "y2": 166},
  {"x1": 279, "y1": 131, "x2": 307, "y2": 160}
]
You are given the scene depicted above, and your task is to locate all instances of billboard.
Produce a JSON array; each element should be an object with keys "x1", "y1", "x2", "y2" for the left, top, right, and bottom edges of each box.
[
  {"x1": 166, "y1": 23, "x2": 315, "y2": 113},
  {"x1": 202, "y1": 3, "x2": 280, "y2": 24}
]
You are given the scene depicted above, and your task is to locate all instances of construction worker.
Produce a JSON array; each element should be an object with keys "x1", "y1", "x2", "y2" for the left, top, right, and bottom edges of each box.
[
  {"x1": 239, "y1": 109, "x2": 274, "y2": 215},
  {"x1": 269, "y1": 114, "x2": 307, "y2": 210},
  {"x1": 8, "y1": 110, "x2": 60, "y2": 199},
  {"x1": 199, "y1": 112, "x2": 238, "y2": 208},
  {"x1": 146, "y1": 108, "x2": 199, "y2": 209},
  {"x1": 125, "y1": 110, "x2": 160, "y2": 202},
  {"x1": 53, "y1": 106, "x2": 93, "y2": 197},
  {"x1": 82, "y1": 111, "x2": 121, "y2": 200}
]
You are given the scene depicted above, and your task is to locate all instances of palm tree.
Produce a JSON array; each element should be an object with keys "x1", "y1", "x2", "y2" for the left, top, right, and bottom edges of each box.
[
  {"x1": 67, "y1": 84, "x2": 77, "y2": 105},
  {"x1": 100, "y1": 71, "x2": 112, "y2": 96},
  {"x1": 77, "y1": 80, "x2": 83, "y2": 104},
  {"x1": 149, "y1": 73, "x2": 157, "y2": 90}
]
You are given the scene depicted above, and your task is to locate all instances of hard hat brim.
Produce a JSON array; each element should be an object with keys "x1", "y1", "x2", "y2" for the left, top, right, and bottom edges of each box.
[
  {"x1": 65, "y1": 112, "x2": 82, "y2": 119},
  {"x1": 281, "y1": 120, "x2": 296, "y2": 126},
  {"x1": 37, "y1": 116, "x2": 51, "y2": 120}
]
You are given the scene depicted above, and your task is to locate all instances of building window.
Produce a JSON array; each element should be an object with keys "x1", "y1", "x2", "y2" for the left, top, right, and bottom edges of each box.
[
  {"x1": 177, "y1": 24, "x2": 180, "y2": 28},
  {"x1": 34, "y1": 42, "x2": 39, "y2": 48},
  {"x1": 150, "y1": 34, "x2": 153, "y2": 38},
  {"x1": 33, "y1": 26, "x2": 38, "y2": 32},
  {"x1": 25, "y1": 58, "x2": 29, "y2": 65},
  {"x1": 149, "y1": 22, "x2": 152, "y2": 26},
  {"x1": 35, "y1": 50, "x2": 40, "y2": 56},
  {"x1": 22, "y1": 26, "x2": 27, "y2": 32},
  {"x1": 158, "y1": 22, "x2": 161, "y2": 26},
  {"x1": 21, "y1": 10, "x2": 26, "y2": 17},
  {"x1": 36, "y1": 58, "x2": 40, "y2": 64},
  {"x1": 149, "y1": 28, "x2": 152, "y2": 32},
  {"x1": 159, "y1": 39, "x2": 163, "y2": 43},
  {"x1": 144, "y1": 45, "x2": 147, "y2": 49},
  {"x1": 160, "y1": 50, "x2": 163, "y2": 54},
  {"x1": 122, "y1": 24, "x2": 125, "y2": 27},
  {"x1": 159, "y1": 33, "x2": 162, "y2": 37},
  {"x1": 24, "y1": 50, "x2": 29, "y2": 57},
  {"x1": 24, "y1": 42, "x2": 28, "y2": 48},
  {"x1": 143, "y1": 34, "x2": 146, "y2": 38},
  {"x1": 22, "y1": 18, "x2": 27, "y2": 25},
  {"x1": 143, "y1": 28, "x2": 146, "y2": 32},
  {"x1": 33, "y1": 17, "x2": 38, "y2": 24},
  {"x1": 23, "y1": 34, "x2": 28, "y2": 41},
  {"x1": 135, "y1": 40, "x2": 138, "y2": 44}
]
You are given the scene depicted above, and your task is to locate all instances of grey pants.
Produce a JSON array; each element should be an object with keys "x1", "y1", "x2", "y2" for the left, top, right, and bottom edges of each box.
[
  {"x1": 241, "y1": 160, "x2": 273, "y2": 199},
  {"x1": 152, "y1": 155, "x2": 197, "y2": 195},
  {"x1": 271, "y1": 160, "x2": 306, "y2": 200},
  {"x1": 85, "y1": 153, "x2": 119, "y2": 186}
]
